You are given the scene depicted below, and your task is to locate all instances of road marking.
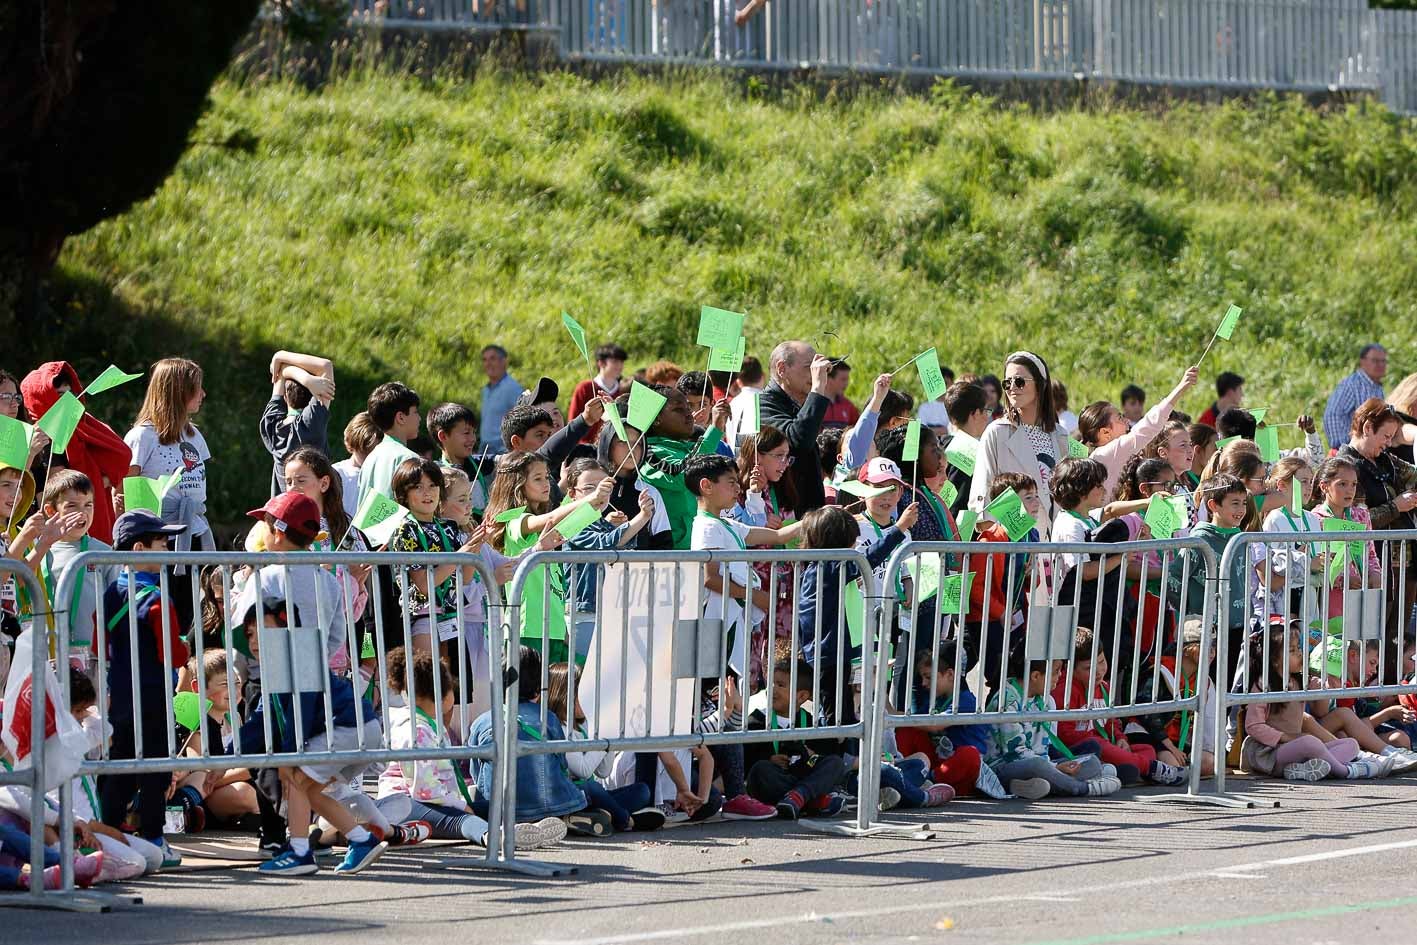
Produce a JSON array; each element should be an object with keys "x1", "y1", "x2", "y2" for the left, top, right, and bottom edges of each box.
[{"x1": 532, "y1": 832, "x2": 1417, "y2": 945}]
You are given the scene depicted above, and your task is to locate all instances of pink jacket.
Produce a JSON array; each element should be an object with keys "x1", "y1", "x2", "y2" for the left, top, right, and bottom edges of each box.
[{"x1": 1093, "y1": 401, "x2": 1169, "y2": 501}]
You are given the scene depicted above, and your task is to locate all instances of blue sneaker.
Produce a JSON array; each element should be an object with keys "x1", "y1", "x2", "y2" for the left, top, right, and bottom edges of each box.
[
  {"x1": 334, "y1": 836, "x2": 387, "y2": 875},
  {"x1": 259, "y1": 847, "x2": 318, "y2": 876}
]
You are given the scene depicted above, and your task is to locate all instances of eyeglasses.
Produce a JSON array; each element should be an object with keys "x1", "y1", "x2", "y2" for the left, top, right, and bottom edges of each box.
[
  {"x1": 0, "y1": 393, "x2": 18, "y2": 405},
  {"x1": 1002, "y1": 377, "x2": 1029, "y2": 390},
  {"x1": 763, "y1": 453, "x2": 795, "y2": 466}
]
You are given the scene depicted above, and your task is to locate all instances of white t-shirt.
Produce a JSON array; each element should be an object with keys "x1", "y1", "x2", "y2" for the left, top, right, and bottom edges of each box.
[
  {"x1": 230, "y1": 563, "x2": 348, "y2": 673},
  {"x1": 918, "y1": 400, "x2": 950, "y2": 432},
  {"x1": 690, "y1": 512, "x2": 755, "y2": 672},
  {"x1": 333, "y1": 458, "x2": 360, "y2": 518},
  {"x1": 124, "y1": 423, "x2": 213, "y2": 539},
  {"x1": 1049, "y1": 511, "x2": 1094, "y2": 586}
]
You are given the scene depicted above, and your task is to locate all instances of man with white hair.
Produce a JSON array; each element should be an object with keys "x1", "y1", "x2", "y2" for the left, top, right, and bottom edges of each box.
[{"x1": 758, "y1": 340, "x2": 834, "y2": 517}]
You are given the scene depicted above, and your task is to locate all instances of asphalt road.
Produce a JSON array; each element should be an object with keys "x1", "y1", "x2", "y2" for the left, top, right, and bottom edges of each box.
[{"x1": 7, "y1": 776, "x2": 1417, "y2": 945}]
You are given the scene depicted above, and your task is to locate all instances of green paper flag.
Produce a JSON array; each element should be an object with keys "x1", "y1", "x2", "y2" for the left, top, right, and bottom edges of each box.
[
  {"x1": 957, "y1": 509, "x2": 979, "y2": 542},
  {"x1": 36, "y1": 391, "x2": 85, "y2": 454},
  {"x1": 627, "y1": 381, "x2": 668, "y2": 433},
  {"x1": 123, "y1": 477, "x2": 162, "y2": 515},
  {"x1": 360, "y1": 631, "x2": 376, "y2": 660},
  {"x1": 910, "y1": 552, "x2": 944, "y2": 602},
  {"x1": 916, "y1": 347, "x2": 948, "y2": 402},
  {"x1": 1255, "y1": 425, "x2": 1280, "y2": 463},
  {"x1": 604, "y1": 399, "x2": 629, "y2": 442},
  {"x1": 1216, "y1": 303, "x2": 1242, "y2": 341},
  {"x1": 561, "y1": 312, "x2": 591, "y2": 368},
  {"x1": 1144, "y1": 493, "x2": 1182, "y2": 539},
  {"x1": 936, "y1": 480, "x2": 959, "y2": 508},
  {"x1": 708, "y1": 337, "x2": 746, "y2": 373},
  {"x1": 986, "y1": 487, "x2": 1036, "y2": 542},
  {"x1": 0, "y1": 414, "x2": 31, "y2": 470},
  {"x1": 1216, "y1": 435, "x2": 1239, "y2": 450},
  {"x1": 744, "y1": 391, "x2": 761, "y2": 435},
  {"x1": 845, "y1": 579, "x2": 865, "y2": 647},
  {"x1": 945, "y1": 438, "x2": 977, "y2": 475},
  {"x1": 939, "y1": 572, "x2": 975, "y2": 615},
  {"x1": 903, "y1": 420, "x2": 921, "y2": 463},
  {"x1": 172, "y1": 691, "x2": 212, "y2": 732},
  {"x1": 493, "y1": 505, "x2": 528, "y2": 524},
  {"x1": 1249, "y1": 407, "x2": 1268, "y2": 424},
  {"x1": 554, "y1": 501, "x2": 603, "y2": 540},
  {"x1": 85, "y1": 364, "x2": 143, "y2": 396},
  {"x1": 156, "y1": 470, "x2": 183, "y2": 497},
  {"x1": 1067, "y1": 437, "x2": 1090, "y2": 459},
  {"x1": 1323, "y1": 517, "x2": 1366, "y2": 581},
  {"x1": 697, "y1": 306, "x2": 745, "y2": 351},
  {"x1": 1292, "y1": 478, "x2": 1305, "y2": 516},
  {"x1": 353, "y1": 489, "x2": 410, "y2": 546}
]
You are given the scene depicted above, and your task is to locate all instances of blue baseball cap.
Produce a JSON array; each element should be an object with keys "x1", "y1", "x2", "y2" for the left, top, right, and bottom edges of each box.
[{"x1": 112, "y1": 510, "x2": 186, "y2": 550}]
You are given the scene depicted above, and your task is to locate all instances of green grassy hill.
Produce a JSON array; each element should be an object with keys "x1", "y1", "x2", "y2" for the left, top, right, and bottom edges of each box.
[{"x1": 33, "y1": 67, "x2": 1417, "y2": 525}]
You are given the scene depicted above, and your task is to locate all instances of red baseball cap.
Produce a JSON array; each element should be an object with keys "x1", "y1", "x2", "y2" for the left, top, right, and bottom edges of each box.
[{"x1": 248, "y1": 491, "x2": 322, "y2": 544}]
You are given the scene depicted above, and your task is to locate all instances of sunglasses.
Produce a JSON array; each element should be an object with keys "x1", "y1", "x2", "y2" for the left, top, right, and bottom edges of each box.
[{"x1": 1003, "y1": 377, "x2": 1029, "y2": 390}]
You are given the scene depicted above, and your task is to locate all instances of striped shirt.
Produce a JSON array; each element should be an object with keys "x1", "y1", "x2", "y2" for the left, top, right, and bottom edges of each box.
[{"x1": 1323, "y1": 370, "x2": 1385, "y2": 449}]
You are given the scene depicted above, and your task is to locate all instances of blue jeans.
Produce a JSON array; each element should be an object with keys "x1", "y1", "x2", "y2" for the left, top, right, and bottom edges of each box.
[
  {"x1": 879, "y1": 757, "x2": 929, "y2": 807},
  {"x1": 992, "y1": 754, "x2": 1103, "y2": 797},
  {"x1": 580, "y1": 781, "x2": 651, "y2": 830}
]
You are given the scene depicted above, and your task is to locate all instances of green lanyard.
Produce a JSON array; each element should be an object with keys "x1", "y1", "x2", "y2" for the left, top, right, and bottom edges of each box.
[
  {"x1": 411, "y1": 519, "x2": 459, "y2": 618},
  {"x1": 1177, "y1": 679, "x2": 1193, "y2": 753},
  {"x1": 1281, "y1": 507, "x2": 1318, "y2": 557},
  {"x1": 1007, "y1": 681, "x2": 1073, "y2": 760},
  {"x1": 79, "y1": 773, "x2": 102, "y2": 820},
  {"x1": 697, "y1": 511, "x2": 747, "y2": 550},
  {"x1": 867, "y1": 516, "x2": 906, "y2": 601},
  {"x1": 414, "y1": 706, "x2": 476, "y2": 808},
  {"x1": 767, "y1": 706, "x2": 811, "y2": 755},
  {"x1": 916, "y1": 487, "x2": 958, "y2": 569},
  {"x1": 1091, "y1": 681, "x2": 1115, "y2": 743},
  {"x1": 106, "y1": 583, "x2": 160, "y2": 632},
  {"x1": 41, "y1": 536, "x2": 89, "y2": 645}
]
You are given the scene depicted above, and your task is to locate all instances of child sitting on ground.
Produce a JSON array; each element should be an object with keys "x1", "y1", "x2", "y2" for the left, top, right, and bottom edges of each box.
[
  {"x1": 1156, "y1": 619, "x2": 1219, "y2": 778},
  {"x1": 895, "y1": 642, "x2": 1001, "y2": 798},
  {"x1": 744, "y1": 658, "x2": 849, "y2": 820},
  {"x1": 169, "y1": 650, "x2": 264, "y2": 833}
]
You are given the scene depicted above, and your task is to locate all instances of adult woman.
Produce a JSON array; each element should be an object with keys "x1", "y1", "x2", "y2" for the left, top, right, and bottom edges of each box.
[
  {"x1": 968, "y1": 351, "x2": 1069, "y2": 523},
  {"x1": 1337, "y1": 399, "x2": 1417, "y2": 626},
  {"x1": 1385, "y1": 373, "x2": 1417, "y2": 466}
]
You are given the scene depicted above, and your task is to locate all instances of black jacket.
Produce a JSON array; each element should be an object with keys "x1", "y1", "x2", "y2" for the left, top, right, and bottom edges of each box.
[{"x1": 758, "y1": 382, "x2": 830, "y2": 518}]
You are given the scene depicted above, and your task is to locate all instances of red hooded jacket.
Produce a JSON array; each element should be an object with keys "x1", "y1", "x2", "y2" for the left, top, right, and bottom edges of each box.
[{"x1": 21, "y1": 362, "x2": 132, "y2": 544}]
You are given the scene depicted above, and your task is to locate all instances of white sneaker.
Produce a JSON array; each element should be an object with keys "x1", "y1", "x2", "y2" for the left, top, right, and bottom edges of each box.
[
  {"x1": 1282, "y1": 758, "x2": 1331, "y2": 781},
  {"x1": 1345, "y1": 758, "x2": 1383, "y2": 779},
  {"x1": 1099, "y1": 763, "x2": 1118, "y2": 779},
  {"x1": 513, "y1": 816, "x2": 568, "y2": 849},
  {"x1": 1149, "y1": 761, "x2": 1189, "y2": 786},
  {"x1": 879, "y1": 787, "x2": 901, "y2": 811},
  {"x1": 1009, "y1": 777, "x2": 1051, "y2": 800},
  {"x1": 1085, "y1": 776, "x2": 1122, "y2": 797},
  {"x1": 1364, "y1": 752, "x2": 1399, "y2": 777},
  {"x1": 1389, "y1": 749, "x2": 1417, "y2": 773}
]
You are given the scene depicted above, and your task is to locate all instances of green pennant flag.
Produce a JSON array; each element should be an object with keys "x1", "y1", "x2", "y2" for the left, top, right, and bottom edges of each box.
[
  {"x1": 697, "y1": 306, "x2": 745, "y2": 350},
  {"x1": 903, "y1": 420, "x2": 921, "y2": 463},
  {"x1": 1216, "y1": 303, "x2": 1242, "y2": 341},
  {"x1": 939, "y1": 572, "x2": 974, "y2": 615},
  {"x1": 909, "y1": 552, "x2": 944, "y2": 602},
  {"x1": 85, "y1": 364, "x2": 144, "y2": 397},
  {"x1": 708, "y1": 337, "x2": 746, "y2": 373},
  {"x1": 1144, "y1": 493, "x2": 1182, "y2": 539},
  {"x1": 123, "y1": 477, "x2": 162, "y2": 515},
  {"x1": 1067, "y1": 437, "x2": 1090, "y2": 459},
  {"x1": 360, "y1": 631, "x2": 376, "y2": 660},
  {"x1": 1216, "y1": 435, "x2": 1239, "y2": 450},
  {"x1": 986, "y1": 487, "x2": 1036, "y2": 542},
  {"x1": 916, "y1": 347, "x2": 948, "y2": 402},
  {"x1": 0, "y1": 414, "x2": 31, "y2": 470},
  {"x1": 957, "y1": 509, "x2": 979, "y2": 542},
  {"x1": 353, "y1": 489, "x2": 410, "y2": 546},
  {"x1": 36, "y1": 391, "x2": 85, "y2": 454},
  {"x1": 1249, "y1": 407, "x2": 1268, "y2": 424},
  {"x1": 172, "y1": 691, "x2": 212, "y2": 732},
  {"x1": 936, "y1": 480, "x2": 959, "y2": 508},
  {"x1": 1255, "y1": 425, "x2": 1280, "y2": 463},
  {"x1": 845, "y1": 578, "x2": 866, "y2": 647},
  {"x1": 1291, "y1": 478, "x2": 1305, "y2": 516},
  {"x1": 553, "y1": 500, "x2": 603, "y2": 540},
  {"x1": 1323, "y1": 517, "x2": 1366, "y2": 581},
  {"x1": 493, "y1": 505, "x2": 528, "y2": 524},
  {"x1": 604, "y1": 398, "x2": 629, "y2": 442},
  {"x1": 945, "y1": 435, "x2": 977, "y2": 475},
  {"x1": 627, "y1": 381, "x2": 668, "y2": 433},
  {"x1": 561, "y1": 312, "x2": 591, "y2": 369}
]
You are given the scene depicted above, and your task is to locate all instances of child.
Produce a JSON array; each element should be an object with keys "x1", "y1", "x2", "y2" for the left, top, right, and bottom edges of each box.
[
  {"x1": 123, "y1": 357, "x2": 213, "y2": 555},
  {"x1": 1048, "y1": 458, "x2": 1122, "y2": 590},
  {"x1": 547, "y1": 662, "x2": 666, "y2": 833},
  {"x1": 1310, "y1": 456, "x2": 1384, "y2": 630},
  {"x1": 233, "y1": 602, "x2": 387, "y2": 876},
  {"x1": 595, "y1": 420, "x2": 672, "y2": 549},
  {"x1": 1105, "y1": 456, "x2": 1178, "y2": 522},
  {"x1": 743, "y1": 659, "x2": 848, "y2": 820},
  {"x1": 98, "y1": 509, "x2": 190, "y2": 869},
  {"x1": 357, "y1": 381, "x2": 421, "y2": 508},
  {"x1": 1240, "y1": 624, "x2": 1389, "y2": 781},
  {"x1": 875, "y1": 423, "x2": 956, "y2": 543},
  {"x1": 1120, "y1": 384, "x2": 1146, "y2": 425},
  {"x1": 895, "y1": 642, "x2": 993, "y2": 797},
  {"x1": 1156, "y1": 619, "x2": 1218, "y2": 778},
  {"x1": 983, "y1": 645, "x2": 1121, "y2": 799},
  {"x1": 942, "y1": 381, "x2": 991, "y2": 517},
  {"x1": 438, "y1": 465, "x2": 508, "y2": 725},
  {"x1": 1306, "y1": 638, "x2": 1417, "y2": 770},
  {"x1": 385, "y1": 458, "x2": 481, "y2": 659},
  {"x1": 729, "y1": 428, "x2": 802, "y2": 669},
  {"x1": 1171, "y1": 474, "x2": 1252, "y2": 685},
  {"x1": 483, "y1": 450, "x2": 594, "y2": 664},
  {"x1": 259, "y1": 350, "x2": 334, "y2": 497},
  {"x1": 377, "y1": 647, "x2": 564, "y2": 848},
  {"x1": 500, "y1": 404, "x2": 555, "y2": 455},
  {"x1": 335, "y1": 411, "x2": 382, "y2": 518},
  {"x1": 173, "y1": 650, "x2": 263, "y2": 829},
  {"x1": 428, "y1": 402, "x2": 490, "y2": 515},
  {"x1": 964, "y1": 473, "x2": 1042, "y2": 682},
  {"x1": 562, "y1": 458, "x2": 656, "y2": 661},
  {"x1": 35, "y1": 471, "x2": 116, "y2": 672},
  {"x1": 1254, "y1": 457, "x2": 1322, "y2": 625},
  {"x1": 1186, "y1": 423, "x2": 1218, "y2": 493},
  {"x1": 1051, "y1": 627, "x2": 1188, "y2": 785},
  {"x1": 639, "y1": 385, "x2": 729, "y2": 549}
]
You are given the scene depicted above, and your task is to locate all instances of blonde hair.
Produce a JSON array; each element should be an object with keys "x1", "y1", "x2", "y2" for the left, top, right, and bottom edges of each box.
[
  {"x1": 136, "y1": 358, "x2": 203, "y2": 445},
  {"x1": 1388, "y1": 373, "x2": 1417, "y2": 418},
  {"x1": 343, "y1": 411, "x2": 383, "y2": 457}
]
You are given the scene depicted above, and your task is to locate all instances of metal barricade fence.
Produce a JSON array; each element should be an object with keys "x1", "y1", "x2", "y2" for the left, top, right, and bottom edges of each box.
[
  {"x1": 47, "y1": 549, "x2": 530, "y2": 902},
  {"x1": 869, "y1": 536, "x2": 1219, "y2": 812},
  {"x1": 0, "y1": 561, "x2": 56, "y2": 910},
  {"x1": 499, "y1": 547, "x2": 886, "y2": 850},
  {"x1": 1216, "y1": 528, "x2": 1417, "y2": 800}
]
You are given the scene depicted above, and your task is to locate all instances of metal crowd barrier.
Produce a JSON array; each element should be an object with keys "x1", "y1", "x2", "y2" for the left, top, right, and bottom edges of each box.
[
  {"x1": 499, "y1": 547, "x2": 886, "y2": 851},
  {"x1": 1215, "y1": 528, "x2": 1417, "y2": 800},
  {"x1": 869, "y1": 537, "x2": 1220, "y2": 811},
  {"x1": 0, "y1": 561, "x2": 55, "y2": 910}
]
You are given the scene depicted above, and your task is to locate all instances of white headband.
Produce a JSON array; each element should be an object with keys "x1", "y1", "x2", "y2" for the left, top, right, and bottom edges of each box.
[{"x1": 1007, "y1": 351, "x2": 1049, "y2": 383}]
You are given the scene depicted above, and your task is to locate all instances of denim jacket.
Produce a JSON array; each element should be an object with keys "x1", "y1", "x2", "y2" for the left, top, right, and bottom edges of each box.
[{"x1": 469, "y1": 702, "x2": 586, "y2": 820}]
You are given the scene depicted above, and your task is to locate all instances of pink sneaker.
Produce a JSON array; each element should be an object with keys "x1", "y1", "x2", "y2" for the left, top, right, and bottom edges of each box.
[
  {"x1": 74, "y1": 851, "x2": 104, "y2": 888},
  {"x1": 923, "y1": 783, "x2": 956, "y2": 807},
  {"x1": 20, "y1": 865, "x2": 62, "y2": 891},
  {"x1": 721, "y1": 794, "x2": 777, "y2": 820}
]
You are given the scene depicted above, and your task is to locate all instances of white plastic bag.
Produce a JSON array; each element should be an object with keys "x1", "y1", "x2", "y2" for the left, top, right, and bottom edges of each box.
[{"x1": 1, "y1": 628, "x2": 90, "y2": 790}]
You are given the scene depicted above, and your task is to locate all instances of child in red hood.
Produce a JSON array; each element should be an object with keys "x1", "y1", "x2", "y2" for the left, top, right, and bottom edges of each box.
[{"x1": 20, "y1": 362, "x2": 131, "y2": 544}]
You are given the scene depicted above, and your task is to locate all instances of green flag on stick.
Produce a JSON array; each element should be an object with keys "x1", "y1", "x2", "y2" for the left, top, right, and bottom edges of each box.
[
  {"x1": 0, "y1": 415, "x2": 32, "y2": 470},
  {"x1": 697, "y1": 306, "x2": 744, "y2": 351},
  {"x1": 561, "y1": 312, "x2": 591, "y2": 369},
  {"x1": 37, "y1": 392, "x2": 85, "y2": 454},
  {"x1": 916, "y1": 347, "x2": 948, "y2": 402},
  {"x1": 353, "y1": 490, "x2": 410, "y2": 546},
  {"x1": 85, "y1": 365, "x2": 144, "y2": 397},
  {"x1": 627, "y1": 381, "x2": 668, "y2": 433},
  {"x1": 903, "y1": 420, "x2": 921, "y2": 463}
]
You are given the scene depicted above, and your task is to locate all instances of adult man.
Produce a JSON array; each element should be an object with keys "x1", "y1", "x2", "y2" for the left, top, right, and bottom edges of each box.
[
  {"x1": 821, "y1": 359, "x2": 860, "y2": 428},
  {"x1": 1197, "y1": 372, "x2": 1244, "y2": 428},
  {"x1": 1324, "y1": 344, "x2": 1388, "y2": 449},
  {"x1": 569, "y1": 342, "x2": 628, "y2": 444},
  {"x1": 478, "y1": 344, "x2": 524, "y2": 454},
  {"x1": 759, "y1": 340, "x2": 833, "y2": 517}
]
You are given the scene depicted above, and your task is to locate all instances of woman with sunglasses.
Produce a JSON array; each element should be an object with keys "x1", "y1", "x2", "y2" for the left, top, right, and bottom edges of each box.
[
  {"x1": 967, "y1": 351, "x2": 1071, "y2": 523},
  {"x1": 1337, "y1": 398, "x2": 1417, "y2": 627},
  {"x1": 1075, "y1": 366, "x2": 1199, "y2": 504}
]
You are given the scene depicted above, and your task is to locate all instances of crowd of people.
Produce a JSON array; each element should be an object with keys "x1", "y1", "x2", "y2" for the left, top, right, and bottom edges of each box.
[{"x1": 1, "y1": 331, "x2": 1416, "y2": 887}]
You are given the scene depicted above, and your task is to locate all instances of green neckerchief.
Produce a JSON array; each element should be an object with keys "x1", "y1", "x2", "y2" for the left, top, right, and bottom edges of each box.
[
  {"x1": 1210, "y1": 525, "x2": 1242, "y2": 537},
  {"x1": 767, "y1": 704, "x2": 813, "y2": 756},
  {"x1": 1184, "y1": 471, "x2": 1201, "y2": 490},
  {"x1": 1177, "y1": 678, "x2": 1193, "y2": 753},
  {"x1": 1091, "y1": 680, "x2": 1114, "y2": 742},
  {"x1": 410, "y1": 517, "x2": 460, "y2": 619},
  {"x1": 1005, "y1": 680, "x2": 1074, "y2": 760},
  {"x1": 414, "y1": 705, "x2": 475, "y2": 808},
  {"x1": 41, "y1": 535, "x2": 89, "y2": 646},
  {"x1": 1064, "y1": 509, "x2": 1093, "y2": 527},
  {"x1": 696, "y1": 510, "x2": 746, "y2": 550}
]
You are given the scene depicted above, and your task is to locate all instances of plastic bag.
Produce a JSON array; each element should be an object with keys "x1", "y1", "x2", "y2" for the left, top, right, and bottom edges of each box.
[{"x1": 1, "y1": 628, "x2": 90, "y2": 790}]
